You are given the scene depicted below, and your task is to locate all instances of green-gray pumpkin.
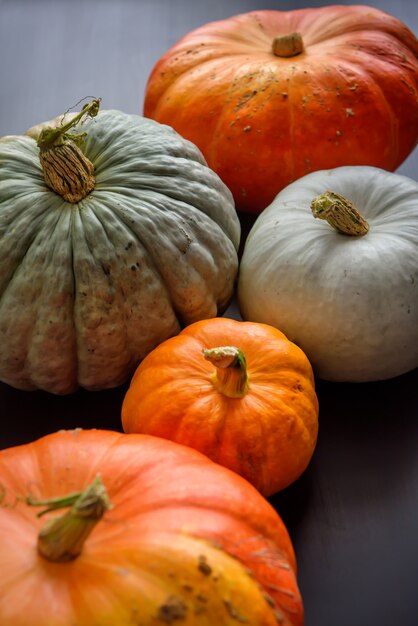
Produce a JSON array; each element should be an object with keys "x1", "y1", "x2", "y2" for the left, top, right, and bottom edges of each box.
[{"x1": 0, "y1": 101, "x2": 240, "y2": 394}]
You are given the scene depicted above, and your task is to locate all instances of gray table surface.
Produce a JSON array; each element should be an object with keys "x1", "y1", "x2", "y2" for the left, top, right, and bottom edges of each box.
[{"x1": 1, "y1": 2, "x2": 417, "y2": 625}]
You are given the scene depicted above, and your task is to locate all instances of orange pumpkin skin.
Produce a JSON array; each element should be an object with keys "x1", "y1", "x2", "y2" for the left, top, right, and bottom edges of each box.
[
  {"x1": 144, "y1": 5, "x2": 418, "y2": 213},
  {"x1": 122, "y1": 318, "x2": 319, "y2": 497},
  {"x1": 0, "y1": 429, "x2": 303, "y2": 626}
]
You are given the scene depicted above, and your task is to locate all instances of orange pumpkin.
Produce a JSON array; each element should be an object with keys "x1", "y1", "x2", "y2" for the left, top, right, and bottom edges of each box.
[
  {"x1": 0, "y1": 428, "x2": 304, "y2": 626},
  {"x1": 122, "y1": 318, "x2": 319, "y2": 496},
  {"x1": 144, "y1": 5, "x2": 418, "y2": 213}
]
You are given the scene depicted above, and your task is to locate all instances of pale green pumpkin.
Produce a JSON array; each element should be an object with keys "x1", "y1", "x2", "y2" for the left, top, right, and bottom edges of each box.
[{"x1": 0, "y1": 102, "x2": 240, "y2": 393}]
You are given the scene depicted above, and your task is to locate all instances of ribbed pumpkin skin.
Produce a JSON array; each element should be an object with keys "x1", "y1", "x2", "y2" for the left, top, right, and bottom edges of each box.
[
  {"x1": 122, "y1": 318, "x2": 319, "y2": 496},
  {"x1": 0, "y1": 110, "x2": 240, "y2": 393},
  {"x1": 144, "y1": 5, "x2": 418, "y2": 213},
  {"x1": 238, "y1": 166, "x2": 418, "y2": 382},
  {"x1": 0, "y1": 429, "x2": 303, "y2": 626}
]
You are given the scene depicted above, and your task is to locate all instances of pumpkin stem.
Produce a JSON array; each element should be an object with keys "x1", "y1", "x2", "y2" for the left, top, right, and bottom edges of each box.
[
  {"x1": 272, "y1": 32, "x2": 304, "y2": 57},
  {"x1": 203, "y1": 346, "x2": 249, "y2": 398},
  {"x1": 311, "y1": 191, "x2": 369, "y2": 236},
  {"x1": 36, "y1": 98, "x2": 101, "y2": 203},
  {"x1": 26, "y1": 474, "x2": 111, "y2": 563}
]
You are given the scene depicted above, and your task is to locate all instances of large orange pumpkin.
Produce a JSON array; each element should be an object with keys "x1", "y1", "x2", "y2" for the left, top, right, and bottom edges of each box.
[
  {"x1": 0, "y1": 429, "x2": 303, "y2": 625},
  {"x1": 144, "y1": 5, "x2": 418, "y2": 213},
  {"x1": 122, "y1": 318, "x2": 319, "y2": 496}
]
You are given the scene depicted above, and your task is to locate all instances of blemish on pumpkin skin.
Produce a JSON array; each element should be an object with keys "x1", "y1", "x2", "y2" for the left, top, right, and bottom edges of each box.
[
  {"x1": 263, "y1": 593, "x2": 276, "y2": 608},
  {"x1": 234, "y1": 90, "x2": 258, "y2": 112},
  {"x1": 223, "y1": 599, "x2": 248, "y2": 622},
  {"x1": 196, "y1": 593, "x2": 208, "y2": 603},
  {"x1": 345, "y1": 108, "x2": 355, "y2": 117},
  {"x1": 157, "y1": 596, "x2": 188, "y2": 622},
  {"x1": 197, "y1": 554, "x2": 212, "y2": 576},
  {"x1": 273, "y1": 608, "x2": 286, "y2": 624}
]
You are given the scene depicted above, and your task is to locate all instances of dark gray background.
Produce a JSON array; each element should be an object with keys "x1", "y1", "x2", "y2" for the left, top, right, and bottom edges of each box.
[{"x1": 1, "y1": 2, "x2": 417, "y2": 625}]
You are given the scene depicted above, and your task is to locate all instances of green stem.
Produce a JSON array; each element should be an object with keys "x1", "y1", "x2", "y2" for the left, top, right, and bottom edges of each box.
[
  {"x1": 36, "y1": 98, "x2": 101, "y2": 203},
  {"x1": 37, "y1": 98, "x2": 101, "y2": 151},
  {"x1": 203, "y1": 346, "x2": 249, "y2": 398},
  {"x1": 272, "y1": 32, "x2": 304, "y2": 58},
  {"x1": 311, "y1": 191, "x2": 369, "y2": 236},
  {"x1": 27, "y1": 475, "x2": 111, "y2": 563}
]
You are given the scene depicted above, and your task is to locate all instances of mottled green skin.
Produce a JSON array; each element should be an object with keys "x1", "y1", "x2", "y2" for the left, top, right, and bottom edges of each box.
[{"x1": 0, "y1": 110, "x2": 240, "y2": 393}]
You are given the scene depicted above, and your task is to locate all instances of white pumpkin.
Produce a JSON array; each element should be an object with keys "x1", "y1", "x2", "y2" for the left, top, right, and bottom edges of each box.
[{"x1": 238, "y1": 166, "x2": 418, "y2": 382}]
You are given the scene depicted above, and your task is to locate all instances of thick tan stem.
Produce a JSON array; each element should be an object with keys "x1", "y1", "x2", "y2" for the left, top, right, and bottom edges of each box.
[
  {"x1": 272, "y1": 32, "x2": 304, "y2": 57},
  {"x1": 203, "y1": 346, "x2": 249, "y2": 398},
  {"x1": 37, "y1": 98, "x2": 100, "y2": 203},
  {"x1": 39, "y1": 142, "x2": 95, "y2": 203},
  {"x1": 311, "y1": 191, "x2": 369, "y2": 236}
]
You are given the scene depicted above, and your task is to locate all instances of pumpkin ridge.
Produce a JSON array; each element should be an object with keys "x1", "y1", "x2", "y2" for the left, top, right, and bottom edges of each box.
[
  {"x1": 73, "y1": 202, "x2": 141, "y2": 386},
  {"x1": 0, "y1": 198, "x2": 49, "y2": 297},
  {"x1": 330, "y1": 54, "x2": 407, "y2": 167},
  {"x1": 284, "y1": 5, "x2": 417, "y2": 49},
  {"x1": 29, "y1": 207, "x2": 77, "y2": 391},
  {"x1": 94, "y1": 160, "x2": 239, "y2": 249},
  {"x1": 242, "y1": 385, "x2": 316, "y2": 491},
  {"x1": 185, "y1": 394, "x2": 231, "y2": 462},
  {"x1": 0, "y1": 205, "x2": 76, "y2": 391},
  {"x1": 99, "y1": 192, "x2": 236, "y2": 323},
  {"x1": 87, "y1": 192, "x2": 185, "y2": 330}
]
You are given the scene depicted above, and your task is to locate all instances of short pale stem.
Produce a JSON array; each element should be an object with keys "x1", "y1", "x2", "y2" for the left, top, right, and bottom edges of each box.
[
  {"x1": 37, "y1": 98, "x2": 101, "y2": 203},
  {"x1": 272, "y1": 32, "x2": 304, "y2": 57},
  {"x1": 311, "y1": 191, "x2": 369, "y2": 236},
  {"x1": 203, "y1": 346, "x2": 249, "y2": 398},
  {"x1": 27, "y1": 475, "x2": 111, "y2": 563}
]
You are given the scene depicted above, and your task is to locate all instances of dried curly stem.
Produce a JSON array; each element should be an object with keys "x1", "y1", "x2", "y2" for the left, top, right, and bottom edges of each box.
[{"x1": 37, "y1": 98, "x2": 101, "y2": 203}]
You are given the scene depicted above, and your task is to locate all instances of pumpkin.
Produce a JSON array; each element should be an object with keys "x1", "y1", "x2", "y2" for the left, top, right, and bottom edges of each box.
[
  {"x1": 0, "y1": 428, "x2": 303, "y2": 626},
  {"x1": 122, "y1": 317, "x2": 319, "y2": 496},
  {"x1": 143, "y1": 5, "x2": 418, "y2": 214},
  {"x1": 0, "y1": 99, "x2": 240, "y2": 394},
  {"x1": 238, "y1": 166, "x2": 418, "y2": 382}
]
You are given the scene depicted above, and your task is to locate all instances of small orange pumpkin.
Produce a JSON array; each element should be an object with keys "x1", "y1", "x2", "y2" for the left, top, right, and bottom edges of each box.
[
  {"x1": 0, "y1": 428, "x2": 303, "y2": 626},
  {"x1": 122, "y1": 318, "x2": 319, "y2": 496}
]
